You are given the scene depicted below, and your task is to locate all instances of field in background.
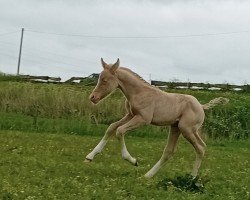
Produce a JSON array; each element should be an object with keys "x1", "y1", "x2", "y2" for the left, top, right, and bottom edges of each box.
[{"x1": 0, "y1": 81, "x2": 249, "y2": 139}]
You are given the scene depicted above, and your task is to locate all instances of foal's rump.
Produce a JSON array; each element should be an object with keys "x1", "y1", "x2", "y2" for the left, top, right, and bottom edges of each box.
[
  {"x1": 178, "y1": 96, "x2": 229, "y2": 132},
  {"x1": 177, "y1": 94, "x2": 205, "y2": 127},
  {"x1": 151, "y1": 92, "x2": 204, "y2": 126}
]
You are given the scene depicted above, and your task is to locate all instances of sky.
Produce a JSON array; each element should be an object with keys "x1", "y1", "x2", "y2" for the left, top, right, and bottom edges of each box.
[{"x1": 0, "y1": 0, "x2": 250, "y2": 84}]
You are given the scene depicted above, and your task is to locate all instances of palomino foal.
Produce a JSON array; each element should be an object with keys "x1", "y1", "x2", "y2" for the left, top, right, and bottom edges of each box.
[{"x1": 85, "y1": 58, "x2": 229, "y2": 178}]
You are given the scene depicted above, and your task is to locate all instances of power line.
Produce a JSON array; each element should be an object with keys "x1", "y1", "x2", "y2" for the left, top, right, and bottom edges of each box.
[
  {"x1": 22, "y1": 50, "x2": 85, "y2": 68},
  {"x1": 0, "y1": 39, "x2": 96, "y2": 67},
  {"x1": 26, "y1": 29, "x2": 250, "y2": 39},
  {"x1": 0, "y1": 35, "x2": 95, "y2": 65},
  {"x1": 0, "y1": 52, "x2": 18, "y2": 59},
  {"x1": 0, "y1": 41, "x2": 17, "y2": 46},
  {"x1": 0, "y1": 40, "x2": 95, "y2": 75},
  {"x1": 0, "y1": 40, "x2": 96, "y2": 64},
  {"x1": 0, "y1": 31, "x2": 19, "y2": 36},
  {"x1": 23, "y1": 55, "x2": 92, "y2": 75},
  {"x1": 21, "y1": 55, "x2": 86, "y2": 73},
  {"x1": 0, "y1": 51, "x2": 86, "y2": 74},
  {"x1": 23, "y1": 45, "x2": 96, "y2": 64}
]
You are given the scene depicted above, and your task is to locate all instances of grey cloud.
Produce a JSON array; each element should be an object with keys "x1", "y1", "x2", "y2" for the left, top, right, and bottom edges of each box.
[{"x1": 0, "y1": 0, "x2": 250, "y2": 84}]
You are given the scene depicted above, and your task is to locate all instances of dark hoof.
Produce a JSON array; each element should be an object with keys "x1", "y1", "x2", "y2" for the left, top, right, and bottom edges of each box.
[
  {"x1": 134, "y1": 160, "x2": 138, "y2": 166},
  {"x1": 84, "y1": 158, "x2": 92, "y2": 163}
]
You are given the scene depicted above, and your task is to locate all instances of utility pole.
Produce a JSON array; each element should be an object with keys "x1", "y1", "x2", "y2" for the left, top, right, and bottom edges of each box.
[
  {"x1": 17, "y1": 28, "x2": 24, "y2": 75},
  {"x1": 149, "y1": 73, "x2": 152, "y2": 85}
]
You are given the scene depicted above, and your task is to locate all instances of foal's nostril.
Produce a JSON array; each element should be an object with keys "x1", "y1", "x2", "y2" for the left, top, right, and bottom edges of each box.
[{"x1": 90, "y1": 94, "x2": 100, "y2": 104}]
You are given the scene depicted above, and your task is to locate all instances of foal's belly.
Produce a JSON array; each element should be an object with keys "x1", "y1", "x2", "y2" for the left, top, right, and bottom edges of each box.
[
  {"x1": 150, "y1": 106, "x2": 181, "y2": 126},
  {"x1": 150, "y1": 93, "x2": 185, "y2": 126},
  {"x1": 151, "y1": 120, "x2": 177, "y2": 126},
  {"x1": 151, "y1": 115, "x2": 180, "y2": 126}
]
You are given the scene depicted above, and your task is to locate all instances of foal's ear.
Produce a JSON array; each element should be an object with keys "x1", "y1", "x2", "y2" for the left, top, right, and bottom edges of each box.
[
  {"x1": 110, "y1": 58, "x2": 120, "y2": 74},
  {"x1": 101, "y1": 58, "x2": 108, "y2": 69}
]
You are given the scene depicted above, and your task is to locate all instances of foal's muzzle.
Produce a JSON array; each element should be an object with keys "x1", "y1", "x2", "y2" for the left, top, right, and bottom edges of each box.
[{"x1": 89, "y1": 94, "x2": 100, "y2": 104}]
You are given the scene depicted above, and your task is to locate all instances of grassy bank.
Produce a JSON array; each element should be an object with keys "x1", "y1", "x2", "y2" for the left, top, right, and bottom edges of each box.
[
  {"x1": 0, "y1": 130, "x2": 249, "y2": 199},
  {"x1": 0, "y1": 81, "x2": 249, "y2": 139},
  {"x1": 0, "y1": 112, "x2": 169, "y2": 139}
]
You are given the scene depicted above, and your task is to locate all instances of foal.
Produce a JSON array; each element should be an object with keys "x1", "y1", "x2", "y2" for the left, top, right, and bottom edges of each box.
[{"x1": 85, "y1": 58, "x2": 229, "y2": 178}]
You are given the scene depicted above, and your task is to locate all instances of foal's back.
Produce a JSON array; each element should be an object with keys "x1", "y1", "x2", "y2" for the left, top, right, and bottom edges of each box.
[{"x1": 151, "y1": 89, "x2": 204, "y2": 127}]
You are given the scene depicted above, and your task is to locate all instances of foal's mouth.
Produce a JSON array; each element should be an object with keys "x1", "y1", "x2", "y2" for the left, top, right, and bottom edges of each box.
[
  {"x1": 90, "y1": 92, "x2": 109, "y2": 104},
  {"x1": 89, "y1": 93, "x2": 102, "y2": 104},
  {"x1": 91, "y1": 98, "x2": 100, "y2": 104}
]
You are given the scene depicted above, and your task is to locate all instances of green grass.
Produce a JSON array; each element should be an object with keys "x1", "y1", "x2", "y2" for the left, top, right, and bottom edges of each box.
[
  {"x1": 0, "y1": 73, "x2": 25, "y2": 82},
  {"x1": 0, "y1": 75, "x2": 249, "y2": 199},
  {"x1": 0, "y1": 130, "x2": 249, "y2": 199},
  {"x1": 0, "y1": 112, "x2": 173, "y2": 139},
  {"x1": 0, "y1": 81, "x2": 249, "y2": 139}
]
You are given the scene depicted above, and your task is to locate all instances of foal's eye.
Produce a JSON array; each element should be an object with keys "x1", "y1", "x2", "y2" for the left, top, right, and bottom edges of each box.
[{"x1": 102, "y1": 79, "x2": 107, "y2": 83}]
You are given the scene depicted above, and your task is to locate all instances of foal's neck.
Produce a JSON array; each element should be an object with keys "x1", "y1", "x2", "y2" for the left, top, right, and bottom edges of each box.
[{"x1": 116, "y1": 68, "x2": 150, "y2": 100}]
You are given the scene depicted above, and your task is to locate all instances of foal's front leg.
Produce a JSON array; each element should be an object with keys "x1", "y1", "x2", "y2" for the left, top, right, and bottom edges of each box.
[
  {"x1": 85, "y1": 114, "x2": 132, "y2": 162},
  {"x1": 116, "y1": 115, "x2": 146, "y2": 165}
]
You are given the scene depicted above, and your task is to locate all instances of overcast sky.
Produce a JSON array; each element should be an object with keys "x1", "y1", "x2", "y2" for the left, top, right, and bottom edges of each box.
[{"x1": 0, "y1": 0, "x2": 250, "y2": 84}]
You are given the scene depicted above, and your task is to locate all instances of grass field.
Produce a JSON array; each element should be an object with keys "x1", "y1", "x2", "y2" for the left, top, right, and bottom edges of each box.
[
  {"x1": 0, "y1": 78, "x2": 249, "y2": 199},
  {"x1": 0, "y1": 130, "x2": 249, "y2": 200}
]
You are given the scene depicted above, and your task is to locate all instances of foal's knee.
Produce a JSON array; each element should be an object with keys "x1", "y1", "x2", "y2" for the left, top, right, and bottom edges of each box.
[
  {"x1": 106, "y1": 122, "x2": 119, "y2": 135},
  {"x1": 108, "y1": 122, "x2": 117, "y2": 131},
  {"x1": 116, "y1": 126, "x2": 125, "y2": 137}
]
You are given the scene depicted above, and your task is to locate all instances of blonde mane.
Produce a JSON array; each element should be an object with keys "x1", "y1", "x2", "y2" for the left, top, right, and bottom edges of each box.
[{"x1": 119, "y1": 67, "x2": 152, "y2": 87}]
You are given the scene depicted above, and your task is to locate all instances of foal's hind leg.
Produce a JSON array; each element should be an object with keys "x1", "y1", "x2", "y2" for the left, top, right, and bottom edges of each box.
[
  {"x1": 85, "y1": 114, "x2": 132, "y2": 162},
  {"x1": 179, "y1": 125, "x2": 206, "y2": 177},
  {"x1": 144, "y1": 124, "x2": 180, "y2": 178}
]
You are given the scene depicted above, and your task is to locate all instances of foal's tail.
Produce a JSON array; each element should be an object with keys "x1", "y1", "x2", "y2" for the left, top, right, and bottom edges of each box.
[{"x1": 202, "y1": 97, "x2": 229, "y2": 110}]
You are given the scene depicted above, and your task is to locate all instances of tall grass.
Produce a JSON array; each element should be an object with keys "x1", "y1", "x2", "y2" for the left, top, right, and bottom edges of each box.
[
  {"x1": 0, "y1": 81, "x2": 249, "y2": 139},
  {"x1": 0, "y1": 82, "x2": 125, "y2": 122}
]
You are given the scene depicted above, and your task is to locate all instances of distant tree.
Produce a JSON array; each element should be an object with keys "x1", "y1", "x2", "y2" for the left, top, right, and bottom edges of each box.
[
  {"x1": 243, "y1": 84, "x2": 250, "y2": 92},
  {"x1": 204, "y1": 82, "x2": 210, "y2": 90}
]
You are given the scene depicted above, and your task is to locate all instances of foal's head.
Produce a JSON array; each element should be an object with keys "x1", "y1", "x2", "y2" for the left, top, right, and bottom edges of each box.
[{"x1": 89, "y1": 58, "x2": 120, "y2": 104}]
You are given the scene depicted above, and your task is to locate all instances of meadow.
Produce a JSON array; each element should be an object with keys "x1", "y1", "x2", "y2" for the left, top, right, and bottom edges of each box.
[
  {"x1": 0, "y1": 79, "x2": 249, "y2": 199},
  {"x1": 0, "y1": 131, "x2": 249, "y2": 200}
]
